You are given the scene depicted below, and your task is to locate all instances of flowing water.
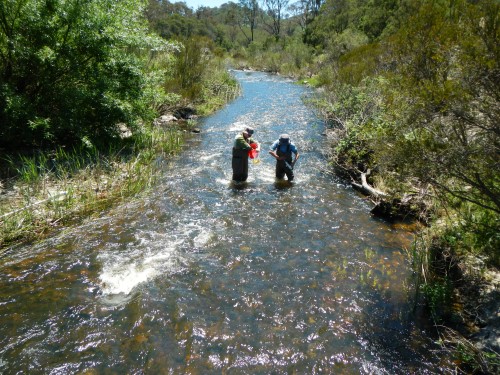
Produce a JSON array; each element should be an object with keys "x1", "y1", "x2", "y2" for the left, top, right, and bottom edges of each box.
[{"x1": 0, "y1": 71, "x2": 452, "y2": 374}]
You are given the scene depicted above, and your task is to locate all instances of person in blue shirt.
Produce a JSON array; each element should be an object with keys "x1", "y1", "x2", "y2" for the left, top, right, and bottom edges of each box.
[{"x1": 269, "y1": 134, "x2": 299, "y2": 181}]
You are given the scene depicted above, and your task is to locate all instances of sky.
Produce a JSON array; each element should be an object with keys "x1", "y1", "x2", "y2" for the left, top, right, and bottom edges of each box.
[{"x1": 183, "y1": 0, "x2": 233, "y2": 10}]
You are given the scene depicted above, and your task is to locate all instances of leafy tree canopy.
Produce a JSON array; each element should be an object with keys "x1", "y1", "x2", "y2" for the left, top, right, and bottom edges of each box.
[
  {"x1": 0, "y1": 0, "x2": 171, "y2": 150},
  {"x1": 304, "y1": 0, "x2": 400, "y2": 49}
]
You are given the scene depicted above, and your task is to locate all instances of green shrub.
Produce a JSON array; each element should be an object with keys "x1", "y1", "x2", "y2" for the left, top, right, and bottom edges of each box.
[{"x1": 0, "y1": 0, "x2": 171, "y2": 150}]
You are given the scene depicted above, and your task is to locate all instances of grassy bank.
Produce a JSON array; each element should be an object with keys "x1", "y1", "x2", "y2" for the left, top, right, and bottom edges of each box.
[
  {"x1": 0, "y1": 53, "x2": 241, "y2": 250},
  {"x1": 0, "y1": 125, "x2": 186, "y2": 250}
]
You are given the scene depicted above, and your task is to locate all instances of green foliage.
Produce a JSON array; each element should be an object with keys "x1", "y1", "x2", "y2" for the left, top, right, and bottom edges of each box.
[
  {"x1": 198, "y1": 64, "x2": 240, "y2": 115},
  {"x1": 304, "y1": 0, "x2": 351, "y2": 48},
  {"x1": 164, "y1": 36, "x2": 215, "y2": 100},
  {"x1": 151, "y1": 13, "x2": 214, "y2": 41},
  {"x1": 454, "y1": 342, "x2": 500, "y2": 375},
  {"x1": 336, "y1": 41, "x2": 381, "y2": 84},
  {"x1": 1, "y1": 125, "x2": 186, "y2": 248},
  {"x1": 326, "y1": 28, "x2": 370, "y2": 61},
  {"x1": 238, "y1": 36, "x2": 315, "y2": 76},
  {"x1": 461, "y1": 209, "x2": 500, "y2": 267},
  {"x1": 300, "y1": 18, "x2": 500, "y2": 358},
  {"x1": 304, "y1": 0, "x2": 400, "y2": 49},
  {"x1": 381, "y1": 0, "x2": 500, "y2": 218},
  {"x1": 146, "y1": 0, "x2": 222, "y2": 43},
  {"x1": 314, "y1": 0, "x2": 499, "y2": 267},
  {"x1": 153, "y1": 34, "x2": 240, "y2": 111},
  {"x1": 433, "y1": 205, "x2": 500, "y2": 268},
  {"x1": 314, "y1": 77, "x2": 387, "y2": 173},
  {"x1": 0, "y1": 0, "x2": 170, "y2": 150},
  {"x1": 420, "y1": 278, "x2": 453, "y2": 322},
  {"x1": 283, "y1": 38, "x2": 315, "y2": 72}
]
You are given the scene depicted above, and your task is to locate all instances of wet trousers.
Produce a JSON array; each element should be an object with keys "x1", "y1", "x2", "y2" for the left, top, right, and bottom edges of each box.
[
  {"x1": 276, "y1": 159, "x2": 294, "y2": 181},
  {"x1": 232, "y1": 148, "x2": 249, "y2": 182}
]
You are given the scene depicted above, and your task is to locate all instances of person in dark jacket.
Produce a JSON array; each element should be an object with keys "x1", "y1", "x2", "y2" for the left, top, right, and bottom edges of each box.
[
  {"x1": 232, "y1": 127, "x2": 259, "y2": 182},
  {"x1": 269, "y1": 134, "x2": 299, "y2": 181}
]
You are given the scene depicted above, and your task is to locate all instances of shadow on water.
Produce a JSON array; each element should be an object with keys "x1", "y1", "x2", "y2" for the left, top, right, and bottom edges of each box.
[
  {"x1": 273, "y1": 179, "x2": 294, "y2": 190},
  {"x1": 232, "y1": 179, "x2": 294, "y2": 191},
  {"x1": 230, "y1": 180, "x2": 248, "y2": 191}
]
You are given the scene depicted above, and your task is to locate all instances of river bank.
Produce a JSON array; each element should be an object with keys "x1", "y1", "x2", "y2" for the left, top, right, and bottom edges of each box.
[
  {"x1": 322, "y1": 117, "x2": 499, "y2": 374},
  {"x1": 0, "y1": 120, "x2": 191, "y2": 250}
]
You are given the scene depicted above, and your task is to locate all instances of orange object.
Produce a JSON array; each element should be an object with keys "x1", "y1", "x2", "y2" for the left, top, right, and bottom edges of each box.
[{"x1": 248, "y1": 142, "x2": 259, "y2": 159}]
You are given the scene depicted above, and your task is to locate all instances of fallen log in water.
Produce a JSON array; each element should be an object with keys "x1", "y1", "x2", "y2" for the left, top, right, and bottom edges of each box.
[{"x1": 351, "y1": 170, "x2": 388, "y2": 198}]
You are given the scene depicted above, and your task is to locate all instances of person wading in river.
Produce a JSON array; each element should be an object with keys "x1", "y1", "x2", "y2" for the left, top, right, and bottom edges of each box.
[
  {"x1": 269, "y1": 133, "x2": 299, "y2": 181},
  {"x1": 232, "y1": 127, "x2": 260, "y2": 182}
]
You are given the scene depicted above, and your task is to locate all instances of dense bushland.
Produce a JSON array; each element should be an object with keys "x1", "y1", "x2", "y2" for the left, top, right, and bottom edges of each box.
[
  {"x1": 312, "y1": 0, "x2": 499, "y2": 267},
  {"x1": 0, "y1": 0, "x2": 166, "y2": 149},
  {"x1": 0, "y1": 0, "x2": 237, "y2": 151},
  {"x1": 304, "y1": 2, "x2": 499, "y2": 371}
]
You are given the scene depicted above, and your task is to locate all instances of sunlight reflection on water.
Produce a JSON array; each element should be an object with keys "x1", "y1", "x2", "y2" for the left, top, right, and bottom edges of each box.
[{"x1": 0, "y1": 70, "x2": 451, "y2": 374}]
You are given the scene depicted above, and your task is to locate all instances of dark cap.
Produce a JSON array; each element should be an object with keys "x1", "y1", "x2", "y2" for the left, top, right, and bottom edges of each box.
[
  {"x1": 279, "y1": 134, "x2": 290, "y2": 143},
  {"x1": 245, "y1": 127, "x2": 255, "y2": 136}
]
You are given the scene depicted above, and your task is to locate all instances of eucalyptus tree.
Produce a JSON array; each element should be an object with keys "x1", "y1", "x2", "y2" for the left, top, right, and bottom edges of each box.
[
  {"x1": 223, "y1": 2, "x2": 243, "y2": 44},
  {"x1": 288, "y1": 0, "x2": 323, "y2": 31},
  {"x1": 261, "y1": 0, "x2": 290, "y2": 39},
  {"x1": 239, "y1": 0, "x2": 259, "y2": 42}
]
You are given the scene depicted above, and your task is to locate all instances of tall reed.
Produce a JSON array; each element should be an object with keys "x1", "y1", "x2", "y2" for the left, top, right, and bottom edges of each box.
[{"x1": 0, "y1": 127, "x2": 186, "y2": 249}]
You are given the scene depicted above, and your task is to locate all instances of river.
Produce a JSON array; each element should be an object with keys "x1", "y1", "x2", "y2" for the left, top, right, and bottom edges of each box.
[{"x1": 0, "y1": 70, "x2": 452, "y2": 374}]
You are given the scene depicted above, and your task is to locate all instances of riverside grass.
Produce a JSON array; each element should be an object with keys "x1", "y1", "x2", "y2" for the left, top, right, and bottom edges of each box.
[
  {"x1": 0, "y1": 57, "x2": 240, "y2": 250},
  {"x1": 0, "y1": 127, "x2": 184, "y2": 249}
]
